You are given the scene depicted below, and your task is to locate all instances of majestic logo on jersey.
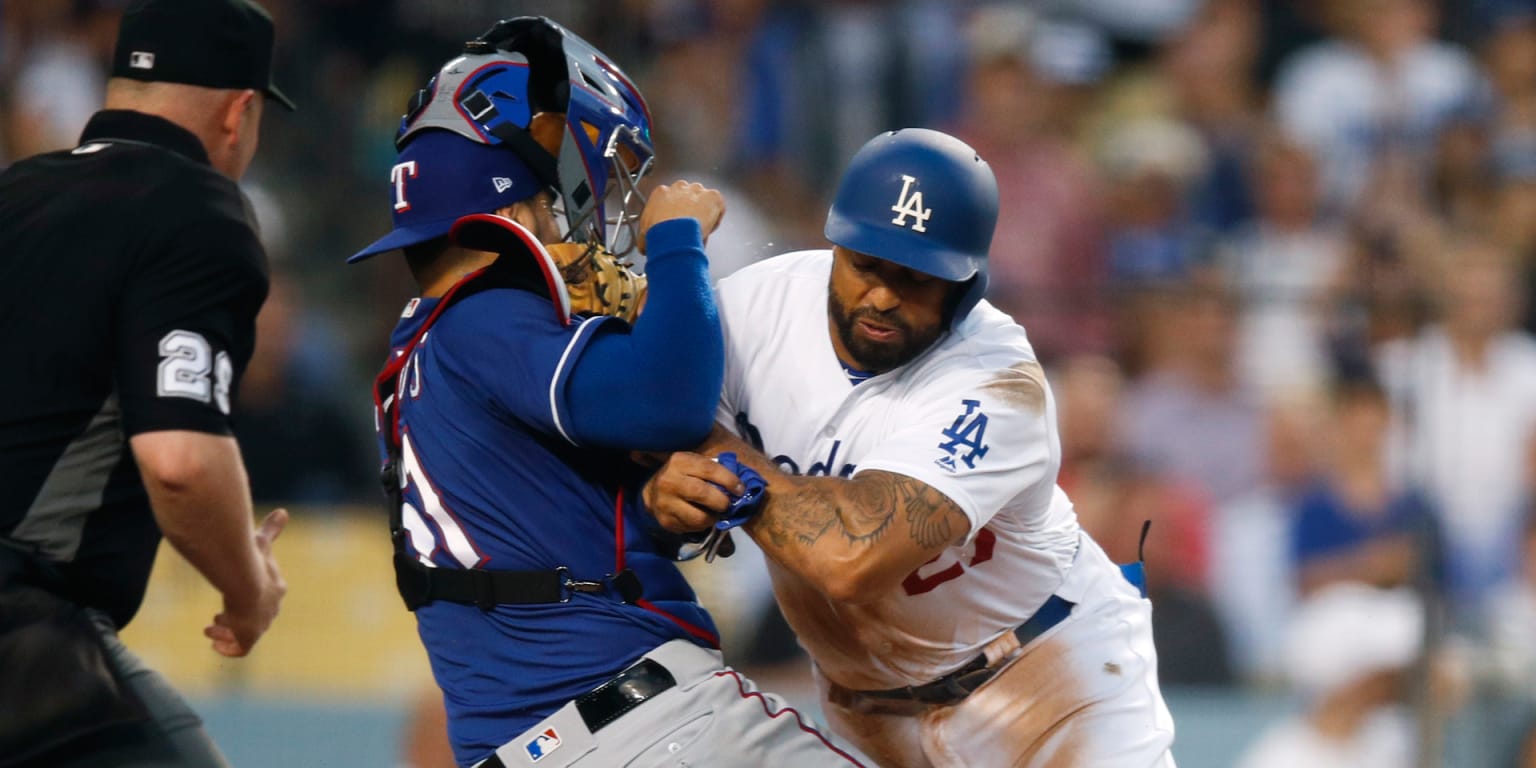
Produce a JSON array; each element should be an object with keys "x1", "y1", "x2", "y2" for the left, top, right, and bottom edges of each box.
[
  {"x1": 937, "y1": 399, "x2": 989, "y2": 470},
  {"x1": 889, "y1": 174, "x2": 931, "y2": 233},
  {"x1": 524, "y1": 727, "x2": 562, "y2": 762},
  {"x1": 391, "y1": 160, "x2": 419, "y2": 212}
]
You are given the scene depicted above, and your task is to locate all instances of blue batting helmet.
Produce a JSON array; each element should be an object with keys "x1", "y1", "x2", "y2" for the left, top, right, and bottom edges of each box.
[
  {"x1": 824, "y1": 128, "x2": 998, "y2": 323},
  {"x1": 394, "y1": 17, "x2": 655, "y2": 257}
]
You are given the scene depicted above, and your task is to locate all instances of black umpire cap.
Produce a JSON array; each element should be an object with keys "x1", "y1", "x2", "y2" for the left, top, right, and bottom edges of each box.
[{"x1": 111, "y1": 0, "x2": 295, "y2": 110}]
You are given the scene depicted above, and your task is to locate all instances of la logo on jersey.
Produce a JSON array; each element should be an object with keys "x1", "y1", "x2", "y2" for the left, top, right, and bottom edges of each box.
[
  {"x1": 936, "y1": 399, "x2": 989, "y2": 471},
  {"x1": 890, "y1": 174, "x2": 931, "y2": 233},
  {"x1": 524, "y1": 727, "x2": 562, "y2": 762},
  {"x1": 391, "y1": 160, "x2": 419, "y2": 212}
]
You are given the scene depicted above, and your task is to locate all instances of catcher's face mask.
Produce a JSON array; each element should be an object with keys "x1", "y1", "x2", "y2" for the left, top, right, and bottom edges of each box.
[{"x1": 555, "y1": 123, "x2": 653, "y2": 260}]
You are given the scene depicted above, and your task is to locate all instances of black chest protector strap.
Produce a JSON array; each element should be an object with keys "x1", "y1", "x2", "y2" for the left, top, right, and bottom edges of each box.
[{"x1": 372, "y1": 264, "x2": 642, "y2": 611}]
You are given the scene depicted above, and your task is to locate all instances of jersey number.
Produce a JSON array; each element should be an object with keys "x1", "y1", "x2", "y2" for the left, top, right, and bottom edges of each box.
[
  {"x1": 399, "y1": 431, "x2": 485, "y2": 568},
  {"x1": 157, "y1": 330, "x2": 232, "y2": 414},
  {"x1": 900, "y1": 528, "x2": 997, "y2": 596}
]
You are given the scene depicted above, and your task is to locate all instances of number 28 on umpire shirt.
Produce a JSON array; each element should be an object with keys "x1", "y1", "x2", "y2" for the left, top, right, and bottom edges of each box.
[{"x1": 0, "y1": 110, "x2": 268, "y2": 628}]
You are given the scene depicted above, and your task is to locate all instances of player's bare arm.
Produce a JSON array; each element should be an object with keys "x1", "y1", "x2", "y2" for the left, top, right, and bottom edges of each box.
[
  {"x1": 644, "y1": 428, "x2": 970, "y2": 604},
  {"x1": 757, "y1": 469, "x2": 958, "y2": 551}
]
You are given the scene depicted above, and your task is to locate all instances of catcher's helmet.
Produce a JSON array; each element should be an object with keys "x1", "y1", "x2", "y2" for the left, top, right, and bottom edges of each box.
[
  {"x1": 824, "y1": 129, "x2": 998, "y2": 323},
  {"x1": 395, "y1": 17, "x2": 654, "y2": 256}
]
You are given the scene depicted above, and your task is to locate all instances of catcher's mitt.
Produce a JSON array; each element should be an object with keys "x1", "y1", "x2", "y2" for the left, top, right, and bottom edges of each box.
[{"x1": 545, "y1": 242, "x2": 647, "y2": 323}]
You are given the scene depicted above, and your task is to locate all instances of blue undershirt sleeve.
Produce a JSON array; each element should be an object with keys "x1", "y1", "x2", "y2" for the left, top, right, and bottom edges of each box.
[{"x1": 564, "y1": 218, "x2": 723, "y2": 450}]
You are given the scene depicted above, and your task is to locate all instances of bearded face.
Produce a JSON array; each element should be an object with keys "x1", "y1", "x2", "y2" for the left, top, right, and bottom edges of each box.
[{"x1": 826, "y1": 247, "x2": 956, "y2": 374}]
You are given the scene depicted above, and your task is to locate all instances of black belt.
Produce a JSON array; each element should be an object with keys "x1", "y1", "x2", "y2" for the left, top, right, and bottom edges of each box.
[
  {"x1": 834, "y1": 594, "x2": 1076, "y2": 708},
  {"x1": 393, "y1": 553, "x2": 643, "y2": 611},
  {"x1": 475, "y1": 658, "x2": 677, "y2": 767}
]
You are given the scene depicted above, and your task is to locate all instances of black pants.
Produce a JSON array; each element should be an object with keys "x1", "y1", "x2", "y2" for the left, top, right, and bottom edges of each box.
[{"x1": 1, "y1": 589, "x2": 229, "y2": 768}]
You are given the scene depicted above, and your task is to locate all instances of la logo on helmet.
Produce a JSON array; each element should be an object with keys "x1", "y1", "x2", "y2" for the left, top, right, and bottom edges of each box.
[{"x1": 890, "y1": 174, "x2": 932, "y2": 233}]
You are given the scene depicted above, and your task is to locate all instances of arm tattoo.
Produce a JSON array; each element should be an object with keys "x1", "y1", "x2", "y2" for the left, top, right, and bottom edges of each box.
[
  {"x1": 756, "y1": 480, "x2": 850, "y2": 549},
  {"x1": 893, "y1": 474, "x2": 959, "y2": 549},
  {"x1": 761, "y1": 470, "x2": 959, "y2": 551}
]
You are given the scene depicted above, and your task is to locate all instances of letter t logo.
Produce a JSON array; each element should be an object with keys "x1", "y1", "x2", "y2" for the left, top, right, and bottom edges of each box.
[{"x1": 391, "y1": 161, "x2": 419, "y2": 212}]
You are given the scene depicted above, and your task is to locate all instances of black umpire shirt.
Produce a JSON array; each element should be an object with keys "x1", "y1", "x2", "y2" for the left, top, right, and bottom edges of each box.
[{"x1": 0, "y1": 110, "x2": 268, "y2": 628}]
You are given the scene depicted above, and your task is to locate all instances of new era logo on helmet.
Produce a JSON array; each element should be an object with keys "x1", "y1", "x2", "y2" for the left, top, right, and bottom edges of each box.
[
  {"x1": 493, "y1": 177, "x2": 514, "y2": 194},
  {"x1": 890, "y1": 174, "x2": 931, "y2": 233},
  {"x1": 129, "y1": 51, "x2": 155, "y2": 70}
]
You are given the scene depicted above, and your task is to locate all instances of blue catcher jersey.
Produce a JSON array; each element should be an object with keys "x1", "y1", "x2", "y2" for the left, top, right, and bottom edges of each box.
[{"x1": 377, "y1": 285, "x2": 718, "y2": 765}]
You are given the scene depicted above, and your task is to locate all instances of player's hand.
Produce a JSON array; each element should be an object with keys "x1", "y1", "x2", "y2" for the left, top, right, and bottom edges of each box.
[
  {"x1": 642, "y1": 452, "x2": 744, "y2": 534},
  {"x1": 637, "y1": 180, "x2": 725, "y2": 254},
  {"x1": 205, "y1": 508, "x2": 289, "y2": 658}
]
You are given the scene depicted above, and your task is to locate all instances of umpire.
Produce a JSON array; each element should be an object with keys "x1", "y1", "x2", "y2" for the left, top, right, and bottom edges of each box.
[{"x1": 0, "y1": 0, "x2": 293, "y2": 765}]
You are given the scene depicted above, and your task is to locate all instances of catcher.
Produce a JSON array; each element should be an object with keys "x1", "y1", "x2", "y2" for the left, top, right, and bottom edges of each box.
[{"x1": 348, "y1": 17, "x2": 865, "y2": 768}]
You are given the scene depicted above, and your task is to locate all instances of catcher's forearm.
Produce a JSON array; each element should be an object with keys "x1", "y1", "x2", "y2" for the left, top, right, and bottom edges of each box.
[{"x1": 564, "y1": 218, "x2": 721, "y2": 449}]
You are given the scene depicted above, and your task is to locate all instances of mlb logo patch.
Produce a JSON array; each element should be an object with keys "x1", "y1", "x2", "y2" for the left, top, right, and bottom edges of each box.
[
  {"x1": 401, "y1": 298, "x2": 421, "y2": 318},
  {"x1": 129, "y1": 51, "x2": 155, "y2": 70},
  {"x1": 524, "y1": 727, "x2": 562, "y2": 762}
]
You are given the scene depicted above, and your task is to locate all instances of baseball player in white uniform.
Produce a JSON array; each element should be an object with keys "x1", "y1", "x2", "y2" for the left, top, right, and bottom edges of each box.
[{"x1": 643, "y1": 129, "x2": 1177, "y2": 767}]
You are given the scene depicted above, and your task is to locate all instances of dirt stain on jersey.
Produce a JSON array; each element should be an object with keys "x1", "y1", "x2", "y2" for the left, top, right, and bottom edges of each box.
[
  {"x1": 982, "y1": 361, "x2": 1047, "y2": 412},
  {"x1": 817, "y1": 666, "x2": 935, "y2": 768},
  {"x1": 919, "y1": 635, "x2": 1089, "y2": 767},
  {"x1": 772, "y1": 562, "x2": 977, "y2": 691}
]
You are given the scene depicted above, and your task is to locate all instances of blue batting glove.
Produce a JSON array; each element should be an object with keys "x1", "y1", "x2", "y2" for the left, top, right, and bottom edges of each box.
[{"x1": 709, "y1": 452, "x2": 766, "y2": 531}]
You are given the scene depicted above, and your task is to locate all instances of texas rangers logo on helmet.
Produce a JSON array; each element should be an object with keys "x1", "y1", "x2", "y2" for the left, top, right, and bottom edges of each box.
[{"x1": 890, "y1": 174, "x2": 932, "y2": 233}]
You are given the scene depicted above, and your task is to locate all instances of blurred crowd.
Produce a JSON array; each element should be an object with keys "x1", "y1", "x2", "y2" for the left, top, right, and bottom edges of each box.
[{"x1": 10, "y1": 0, "x2": 1536, "y2": 762}]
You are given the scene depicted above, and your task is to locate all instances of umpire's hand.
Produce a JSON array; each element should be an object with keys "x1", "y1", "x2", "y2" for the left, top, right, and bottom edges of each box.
[{"x1": 203, "y1": 508, "x2": 289, "y2": 657}]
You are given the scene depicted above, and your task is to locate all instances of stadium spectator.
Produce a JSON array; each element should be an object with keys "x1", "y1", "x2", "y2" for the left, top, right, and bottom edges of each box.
[
  {"x1": 1220, "y1": 134, "x2": 1348, "y2": 400},
  {"x1": 1237, "y1": 583, "x2": 1433, "y2": 768},
  {"x1": 954, "y1": 6, "x2": 1112, "y2": 364},
  {"x1": 1210, "y1": 395, "x2": 1318, "y2": 683},
  {"x1": 1377, "y1": 239, "x2": 1536, "y2": 625},
  {"x1": 1289, "y1": 375, "x2": 1433, "y2": 596},
  {"x1": 4, "y1": 0, "x2": 122, "y2": 160},
  {"x1": 1272, "y1": 0, "x2": 1484, "y2": 218},
  {"x1": 1163, "y1": 0, "x2": 1265, "y2": 236},
  {"x1": 1120, "y1": 276, "x2": 1267, "y2": 505}
]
